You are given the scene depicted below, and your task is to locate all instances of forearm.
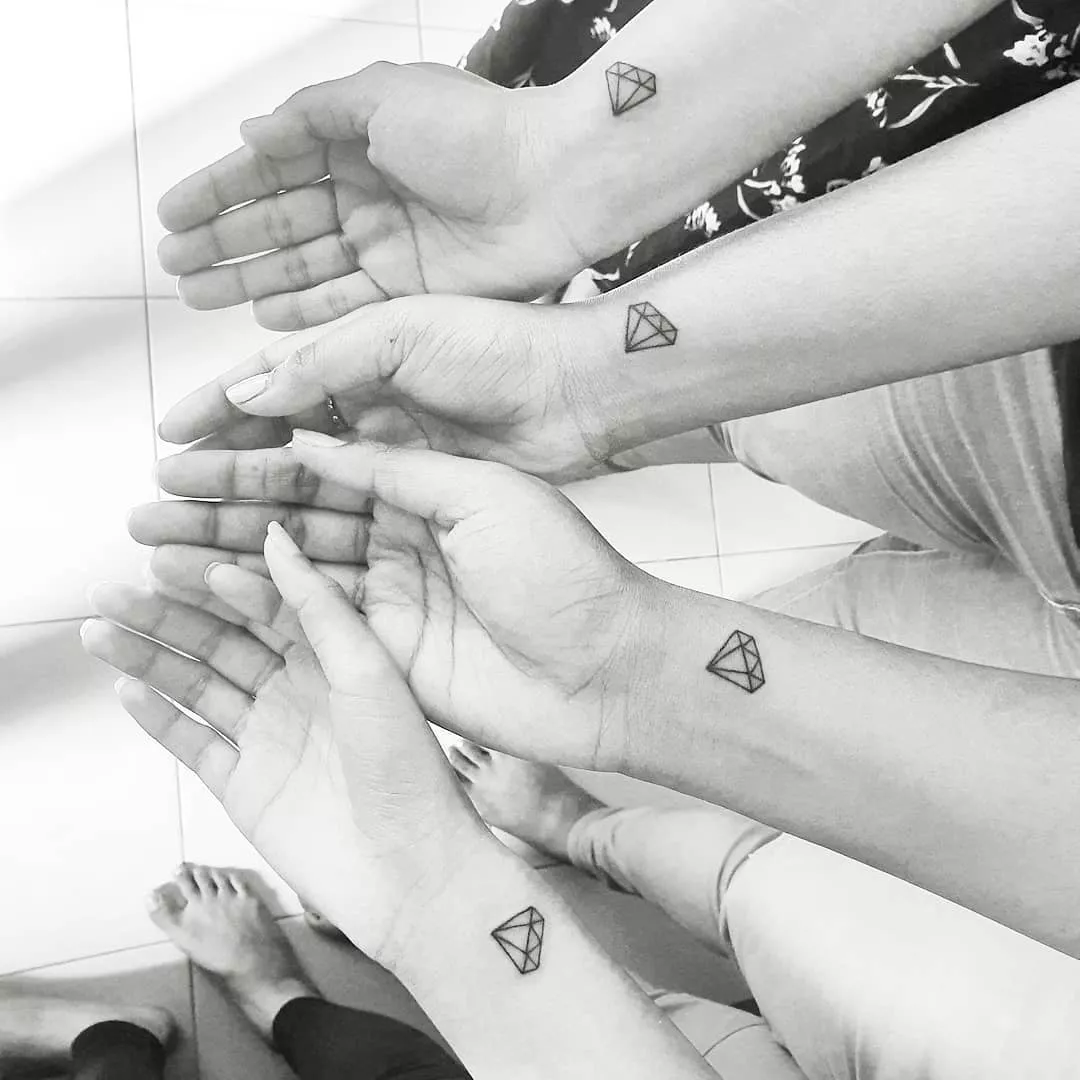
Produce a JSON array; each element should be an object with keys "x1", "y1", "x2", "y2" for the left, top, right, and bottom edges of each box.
[
  {"x1": 535, "y1": 0, "x2": 999, "y2": 259},
  {"x1": 368, "y1": 839, "x2": 715, "y2": 1080},
  {"x1": 559, "y1": 82, "x2": 1080, "y2": 451},
  {"x1": 625, "y1": 580, "x2": 1080, "y2": 956}
]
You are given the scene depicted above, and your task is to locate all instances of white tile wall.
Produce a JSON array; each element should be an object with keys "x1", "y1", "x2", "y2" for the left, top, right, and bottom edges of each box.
[
  {"x1": 0, "y1": 300, "x2": 156, "y2": 626},
  {"x1": 1, "y1": 2, "x2": 879, "y2": 1070},
  {"x1": 0, "y1": 2, "x2": 143, "y2": 297}
]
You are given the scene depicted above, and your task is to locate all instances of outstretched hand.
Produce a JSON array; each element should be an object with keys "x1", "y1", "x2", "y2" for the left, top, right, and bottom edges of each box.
[
  {"x1": 165, "y1": 437, "x2": 662, "y2": 772},
  {"x1": 158, "y1": 63, "x2": 587, "y2": 329},
  {"x1": 82, "y1": 524, "x2": 490, "y2": 964},
  {"x1": 157, "y1": 294, "x2": 616, "y2": 484}
]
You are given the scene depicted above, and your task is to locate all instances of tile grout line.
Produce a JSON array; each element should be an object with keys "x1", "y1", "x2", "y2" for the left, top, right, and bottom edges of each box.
[
  {"x1": 0, "y1": 935, "x2": 177, "y2": 980},
  {"x1": 415, "y1": 0, "x2": 424, "y2": 58},
  {"x1": 121, "y1": 0, "x2": 161, "y2": 476},
  {"x1": 124, "y1": 1, "x2": 200, "y2": 1071},
  {"x1": 705, "y1": 465, "x2": 724, "y2": 593}
]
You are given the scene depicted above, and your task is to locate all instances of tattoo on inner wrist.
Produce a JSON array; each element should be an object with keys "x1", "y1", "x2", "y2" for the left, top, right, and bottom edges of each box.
[
  {"x1": 625, "y1": 301, "x2": 678, "y2": 352},
  {"x1": 491, "y1": 906, "x2": 545, "y2": 974},
  {"x1": 707, "y1": 631, "x2": 765, "y2": 693},
  {"x1": 606, "y1": 62, "x2": 657, "y2": 115}
]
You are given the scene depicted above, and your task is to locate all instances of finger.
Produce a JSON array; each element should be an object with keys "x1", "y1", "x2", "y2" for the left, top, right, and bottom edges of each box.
[
  {"x1": 82, "y1": 619, "x2": 251, "y2": 744},
  {"x1": 263, "y1": 522, "x2": 409, "y2": 702},
  {"x1": 90, "y1": 584, "x2": 283, "y2": 694},
  {"x1": 150, "y1": 573, "x2": 294, "y2": 655},
  {"x1": 115, "y1": 677, "x2": 238, "y2": 800},
  {"x1": 222, "y1": 307, "x2": 396, "y2": 417},
  {"x1": 186, "y1": 415, "x2": 292, "y2": 452},
  {"x1": 128, "y1": 501, "x2": 370, "y2": 563},
  {"x1": 448, "y1": 746, "x2": 478, "y2": 777},
  {"x1": 150, "y1": 545, "x2": 272, "y2": 594},
  {"x1": 148, "y1": 543, "x2": 364, "y2": 609},
  {"x1": 204, "y1": 563, "x2": 302, "y2": 644},
  {"x1": 156, "y1": 448, "x2": 370, "y2": 512},
  {"x1": 240, "y1": 64, "x2": 403, "y2": 157},
  {"x1": 177, "y1": 232, "x2": 358, "y2": 311},
  {"x1": 158, "y1": 351, "x2": 275, "y2": 445},
  {"x1": 159, "y1": 183, "x2": 339, "y2": 275},
  {"x1": 290, "y1": 435, "x2": 520, "y2": 527},
  {"x1": 157, "y1": 144, "x2": 328, "y2": 232},
  {"x1": 252, "y1": 269, "x2": 391, "y2": 330}
]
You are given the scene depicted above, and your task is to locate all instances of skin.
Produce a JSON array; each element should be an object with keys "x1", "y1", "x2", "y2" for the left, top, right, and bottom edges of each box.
[
  {"x1": 156, "y1": 0, "x2": 999, "y2": 328},
  {"x1": 137, "y1": 441, "x2": 1080, "y2": 957},
  {"x1": 83, "y1": 526, "x2": 722, "y2": 1080}
]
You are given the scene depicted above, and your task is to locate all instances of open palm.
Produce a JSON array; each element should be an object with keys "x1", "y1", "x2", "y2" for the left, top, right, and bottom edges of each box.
[
  {"x1": 158, "y1": 63, "x2": 586, "y2": 330},
  {"x1": 158, "y1": 295, "x2": 613, "y2": 484},
  {"x1": 83, "y1": 540, "x2": 484, "y2": 961}
]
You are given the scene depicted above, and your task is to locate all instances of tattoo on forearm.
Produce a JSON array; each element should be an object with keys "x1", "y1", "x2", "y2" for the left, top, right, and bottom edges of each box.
[
  {"x1": 606, "y1": 62, "x2": 657, "y2": 115},
  {"x1": 625, "y1": 301, "x2": 678, "y2": 352},
  {"x1": 707, "y1": 631, "x2": 765, "y2": 693},
  {"x1": 491, "y1": 906, "x2": 545, "y2": 974}
]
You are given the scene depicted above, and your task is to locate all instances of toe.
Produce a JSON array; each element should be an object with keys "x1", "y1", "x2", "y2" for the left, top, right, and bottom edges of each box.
[
  {"x1": 210, "y1": 867, "x2": 234, "y2": 894},
  {"x1": 174, "y1": 864, "x2": 200, "y2": 901},
  {"x1": 146, "y1": 883, "x2": 186, "y2": 926},
  {"x1": 228, "y1": 871, "x2": 250, "y2": 895},
  {"x1": 461, "y1": 740, "x2": 491, "y2": 762},
  {"x1": 191, "y1": 865, "x2": 218, "y2": 896},
  {"x1": 448, "y1": 746, "x2": 478, "y2": 778}
]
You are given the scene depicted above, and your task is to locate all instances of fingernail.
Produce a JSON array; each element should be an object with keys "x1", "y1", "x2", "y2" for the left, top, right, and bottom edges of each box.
[
  {"x1": 266, "y1": 520, "x2": 301, "y2": 554},
  {"x1": 225, "y1": 373, "x2": 271, "y2": 405},
  {"x1": 115, "y1": 676, "x2": 132, "y2": 695},
  {"x1": 203, "y1": 561, "x2": 224, "y2": 585},
  {"x1": 292, "y1": 429, "x2": 347, "y2": 449}
]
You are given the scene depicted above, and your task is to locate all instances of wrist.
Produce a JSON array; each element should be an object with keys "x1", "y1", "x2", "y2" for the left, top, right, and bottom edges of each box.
[{"x1": 374, "y1": 836, "x2": 532, "y2": 987}]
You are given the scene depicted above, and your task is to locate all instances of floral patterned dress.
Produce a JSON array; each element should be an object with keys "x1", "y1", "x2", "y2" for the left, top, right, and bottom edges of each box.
[{"x1": 463, "y1": 0, "x2": 1080, "y2": 539}]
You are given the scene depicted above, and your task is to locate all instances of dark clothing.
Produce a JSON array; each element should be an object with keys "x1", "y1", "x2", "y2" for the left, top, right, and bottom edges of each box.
[
  {"x1": 465, "y1": 0, "x2": 1080, "y2": 543},
  {"x1": 69, "y1": 1000, "x2": 469, "y2": 1080}
]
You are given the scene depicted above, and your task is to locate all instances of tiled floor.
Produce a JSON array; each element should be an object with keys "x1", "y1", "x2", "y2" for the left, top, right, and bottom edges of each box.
[{"x1": 1, "y1": 1, "x2": 877, "y2": 1075}]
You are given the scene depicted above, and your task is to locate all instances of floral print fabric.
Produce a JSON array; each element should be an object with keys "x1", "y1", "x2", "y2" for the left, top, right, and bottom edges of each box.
[{"x1": 463, "y1": 0, "x2": 1080, "y2": 541}]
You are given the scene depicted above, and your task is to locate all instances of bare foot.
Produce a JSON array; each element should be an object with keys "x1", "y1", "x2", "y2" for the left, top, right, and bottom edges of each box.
[
  {"x1": 147, "y1": 864, "x2": 319, "y2": 1042},
  {"x1": 448, "y1": 743, "x2": 605, "y2": 860},
  {"x1": 0, "y1": 995, "x2": 173, "y2": 1073}
]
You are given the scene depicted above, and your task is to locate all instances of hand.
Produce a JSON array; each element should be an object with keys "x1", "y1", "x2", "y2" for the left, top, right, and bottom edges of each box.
[
  {"x1": 81, "y1": 524, "x2": 490, "y2": 964},
  {"x1": 172, "y1": 438, "x2": 660, "y2": 772},
  {"x1": 157, "y1": 294, "x2": 617, "y2": 484},
  {"x1": 157, "y1": 63, "x2": 588, "y2": 329}
]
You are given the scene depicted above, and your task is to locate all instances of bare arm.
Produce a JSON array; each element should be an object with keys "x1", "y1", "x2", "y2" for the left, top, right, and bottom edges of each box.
[
  {"x1": 623, "y1": 582, "x2": 1080, "y2": 958},
  {"x1": 556, "y1": 80, "x2": 1080, "y2": 452}
]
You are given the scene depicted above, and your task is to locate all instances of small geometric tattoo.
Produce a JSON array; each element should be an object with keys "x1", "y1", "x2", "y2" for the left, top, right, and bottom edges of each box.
[
  {"x1": 707, "y1": 631, "x2": 765, "y2": 693},
  {"x1": 491, "y1": 906, "x2": 545, "y2": 974},
  {"x1": 625, "y1": 301, "x2": 678, "y2": 352},
  {"x1": 605, "y1": 62, "x2": 657, "y2": 115}
]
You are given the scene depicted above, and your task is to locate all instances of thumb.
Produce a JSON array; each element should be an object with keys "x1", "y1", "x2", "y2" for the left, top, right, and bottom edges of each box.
[
  {"x1": 223, "y1": 305, "x2": 397, "y2": 418},
  {"x1": 241, "y1": 62, "x2": 402, "y2": 157},
  {"x1": 289, "y1": 436, "x2": 528, "y2": 528},
  {"x1": 262, "y1": 521, "x2": 403, "y2": 706}
]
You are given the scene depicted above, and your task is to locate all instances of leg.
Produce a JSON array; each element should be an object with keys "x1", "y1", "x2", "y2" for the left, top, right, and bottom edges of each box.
[
  {"x1": 0, "y1": 997, "x2": 173, "y2": 1079},
  {"x1": 271, "y1": 999, "x2": 468, "y2": 1080},
  {"x1": 147, "y1": 864, "x2": 467, "y2": 1080},
  {"x1": 449, "y1": 743, "x2": 778, "y2": 953},
  {"x1": 717, "y1": 349, "x2": 1080, "y2": 611}
]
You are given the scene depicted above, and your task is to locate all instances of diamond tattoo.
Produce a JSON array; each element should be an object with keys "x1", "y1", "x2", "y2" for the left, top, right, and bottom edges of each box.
[
  {"x1": 491, "y1": 906, "x2": 545, "y2": 974},
  {"x1": 707, "y1": 631, "x2": 765, "y2": 694},
  {"x1": 625, "y1": 302, "x2": 678, "y2": 352},
  {"x1": 605, "y1": 62, "x2": 657, "y2": 115}
]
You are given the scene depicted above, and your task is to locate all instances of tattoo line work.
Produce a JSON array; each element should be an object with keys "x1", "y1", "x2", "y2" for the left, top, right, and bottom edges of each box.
[
  {"x1": 707, "y1": 631, "x2": 765, "y2": 693},
  {"x1": 625, "y1": 301, "x2": 678, "y2": 352},
  {"x1": 491, "y1": 906, "x2": 545, "y2": 974},
  {"x1": 605, "y1": 62, "x2": 657, "y2": 115}
]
